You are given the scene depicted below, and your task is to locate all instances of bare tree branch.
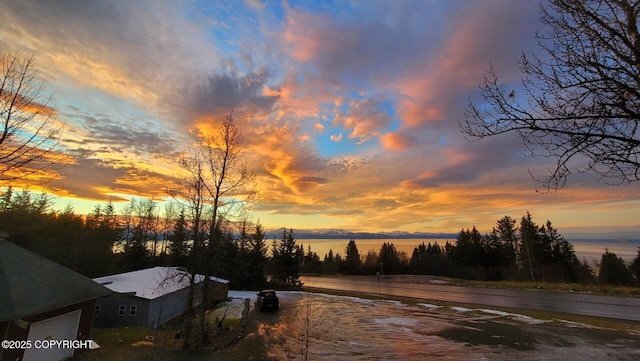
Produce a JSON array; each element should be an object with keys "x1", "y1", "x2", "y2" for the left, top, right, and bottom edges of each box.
[
  {"x1": 0, "y1": 52, "x2": 63, "y2": 183},
  {"x1": 461, "y1": 0, "x2": 640, "y2": 191}
]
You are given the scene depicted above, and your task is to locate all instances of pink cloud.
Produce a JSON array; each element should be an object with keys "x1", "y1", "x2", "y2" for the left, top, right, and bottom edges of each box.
[
  {"x1": 390, "y1": 1, "x2": 537, "y2": 127},
  {"x1": 333, "y1": 98, "x2": 393, "y2": 143},
  {"x1": 380, "y1": 132, "x2": 417, "y2": 151}
]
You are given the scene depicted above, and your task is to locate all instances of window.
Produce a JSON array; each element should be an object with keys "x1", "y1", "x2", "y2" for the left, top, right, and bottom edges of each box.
[
  {"x1": 129, "y1": 305, "x2": 137, "y2": 316},
  {"x1": 94, "y1": 304, "x2": 100, "y2": 316},
  {"x1": 118, "y1": 305, "x2": 126, "y2": 316}
]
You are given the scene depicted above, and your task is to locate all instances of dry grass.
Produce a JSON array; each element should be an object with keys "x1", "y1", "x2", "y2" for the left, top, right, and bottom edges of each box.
[{"x1": 450, "y1": 280, "x2": 640, "y2": 297}]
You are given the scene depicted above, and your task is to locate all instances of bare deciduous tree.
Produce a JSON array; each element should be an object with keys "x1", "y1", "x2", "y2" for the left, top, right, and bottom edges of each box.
[
  {"x1": 172, "y1": 110, "x2": 255, "y2": 348},
  {"x1": 170, "y1": 148, "x2": 209, "y2": 350},
  {"x1": 0, "y1": 52, "x2": 63, "y2": 182},
  {"x1": 461, "y1": 0, "x2": 640, "y2": 191},
  {"x1": 196, "y1": 110, "x2": 255, "y2": 347}
]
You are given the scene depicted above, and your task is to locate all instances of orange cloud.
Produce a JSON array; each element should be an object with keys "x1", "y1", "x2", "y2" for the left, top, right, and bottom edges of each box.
[{"x1": 380, "y1": 132, "x2": 416, "y2": 151}]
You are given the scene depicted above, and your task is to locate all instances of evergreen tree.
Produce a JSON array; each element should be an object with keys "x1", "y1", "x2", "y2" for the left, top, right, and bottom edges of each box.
[
  {"x1": 342, "y1": 239, "x2": 362, "y2": 275},
  {"x1": 631, "y1": 248, "x2": 640, "y2": 284},
  {"x1": 599, "y1": 249, "x2": 635, "y2": 286},
  {"x1": 169, "y1": 209, "x2": 189, "y2": 267},
  {"x1": 302, "y1": 245, "x2": 321, "y2": 274},
  {"x1": 492, "y1": 216, "x2": 518, "y2": 268},
  {"x1": 377, "y1": 242, "x2": 400, "y2": 275},
  {"x1": 246, "y1": 222, "x2": 268, "y2": 289},
  {"x1": 363, "y1": 249, "x2": 379, "y2": 275},
  {"x1": 451, "y1": 227, "x2": 485, "y2": 279},
  {"x1": 323, "y1": 249, "x2": 340, "y2": 274},
  {"x1": 271, "y1": 229, "x2": 302, "y2": 288},
  {"x1": 410, "y1": 242, "x2": 428, "y2": 275},
  {"x1": 519, "y1": 213, "x2": 539, "y2": 282}
]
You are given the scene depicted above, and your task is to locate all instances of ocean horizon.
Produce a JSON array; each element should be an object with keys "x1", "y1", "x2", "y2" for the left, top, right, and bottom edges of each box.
[{"x1": 293, "y1": 238, "x2": 640, "y2": 264}]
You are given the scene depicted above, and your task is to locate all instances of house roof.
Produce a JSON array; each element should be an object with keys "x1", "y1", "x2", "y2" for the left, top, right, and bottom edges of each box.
[
  {"x1": 93, "y1": 266, "x2": 229, "y2": 300},
  {"x1": 0, "y1": 240, "x2": 113, "y2": 323}
]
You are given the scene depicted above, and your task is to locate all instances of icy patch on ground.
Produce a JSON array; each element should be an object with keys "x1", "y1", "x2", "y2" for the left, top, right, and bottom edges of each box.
[
  {"x1": 306, "y1": 291, "x2": 380, "y2": 306},
  {"x1": 370, "y1": 317, "x2": 420, "y2": 327},
  {"x1": 212, "y1": 297, "x2": 247, "y2": 319},
  {"x1": 554, "y1": 319, "x2": 601, "y2": 329},
  {"x1": 381, "y1": 299, "x2": 406, "y2": 307},
  {"x1": 418, "y1": 303, "x2": 440, "y2": 309},
  {"x1": 479, "y1": 309, "x2": 546, "y2": 324},
  {"x1": 228, "y1": 290, "x2": 257, "y2": 299},
  {"x1": 451, "y1": 306, "x2": 472, "y2": 312},
  {"x1": 429, "y1": 279, "x2": 447, "y2": 284}
]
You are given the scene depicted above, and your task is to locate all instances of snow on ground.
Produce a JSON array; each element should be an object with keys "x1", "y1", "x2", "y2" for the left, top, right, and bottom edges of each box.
[
  {"x1": 479, "y1": 309, "x2": 546, "y2": 324},
  {"x1": 554, "y1": 319, "x2": 601, "y2": 329},
  {"x1": 213, "y1": 291, "x2": 255, "y2": 319},
  {"x1": 228, "y1": 290, "x2": 258, "y2": 300},
  {"x1": 418, "y1": 303, "x2": 441, "y2": 309}
]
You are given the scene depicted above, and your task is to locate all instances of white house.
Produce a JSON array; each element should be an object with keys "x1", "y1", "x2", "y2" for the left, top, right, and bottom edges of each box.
[{"x1": 92, "y1": 266, "x2": 228, "y2": 328}]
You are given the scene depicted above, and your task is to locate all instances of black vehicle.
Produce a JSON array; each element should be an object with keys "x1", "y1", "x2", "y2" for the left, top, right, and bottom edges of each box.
[{"x1": 256, "y1": 289, "x2": 279, "y2": 311}]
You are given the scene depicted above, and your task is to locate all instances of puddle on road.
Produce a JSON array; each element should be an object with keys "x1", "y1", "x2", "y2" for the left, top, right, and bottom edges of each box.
[{"x1": 255, "y1": 292, "x2": 640, "y2": 360}]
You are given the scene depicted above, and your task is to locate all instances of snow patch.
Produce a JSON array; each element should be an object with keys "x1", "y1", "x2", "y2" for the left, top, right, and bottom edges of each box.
[
  {"x1": 479, "y1": 309, "x2": 545, "y2": 324},
  {"x1": 418, "y1": 303, "x2": 440, "y2": 309},
  {"x1": 228, "y1": 290, "x2": 257, "y2": 300},
  {"x1": 554, "y1": 319, "x2": 600, "y2": 329},
  {"x1": 451, "y1": 306, "x2": 472, "y2": 312}
]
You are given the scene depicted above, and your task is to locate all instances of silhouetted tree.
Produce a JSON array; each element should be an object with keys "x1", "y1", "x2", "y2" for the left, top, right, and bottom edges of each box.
[
  {"x1": 538, "y1": 220, "x2": 589, "y2": 282},
  {"x1": 631, "y1": 247, "x2": 640, "y2": 284},
  {"x1": 363, "y1": 249, "x2": 379, "y2": 275},
  {"x1": 0, "y1": 190, "x2": 117, "y2": 277},
  {"x1": 322, "y1": 249, "x2": 340, "y2": 274},
  {"x1": 271, "y1": 228, "x2": 303, "y2": 288},
  {"x1": 197, "y1": 111, "x2": 255, "y2": 347},
  {"x1": 410, "y1": 242, "x2": 429, "y2": 274},
  {"x1": 246, "y1": 222, "x2": 268, "y2": 289},
  {"x1": 0, "y1": 52, "x2": 63, "y2": 182},
  {"x1": 342, "y1": 239, "x2": 362, "y2": 275},
  {"x1": 462, "y1": 0, "x2": 640, "y2": 191},
  {"x1": 519, "y1": 213, "x2": 539, "y2": 282},
  {"x1": 169, "y1": 208, "x2": 189, "y2": 267},
  {"x1": 451, "y1": 227, "x2": 485, "y2": 279},
  {"x1": 377, "y1": 242, "x2": 401, "y2": 275},
  {"x1": 301, "y1": 245, "x2": 321, "y2": 275},
  {"x1": 599, "y1": 249, "x2": 635, "y2": 286},
  {"x1": 491, "y1": 216, "x2": 519, "y2": 269}
]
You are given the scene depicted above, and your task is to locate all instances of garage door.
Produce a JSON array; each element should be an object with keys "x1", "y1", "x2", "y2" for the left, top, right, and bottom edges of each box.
[{"x1": 23, "y1": 309, "x2": 81, "y2": 361}]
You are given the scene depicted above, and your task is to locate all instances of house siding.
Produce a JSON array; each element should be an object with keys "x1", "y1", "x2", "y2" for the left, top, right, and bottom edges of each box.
[
  {"x1": 147, "y1": 287, "x2": 191, "y2": 328},
  {"x1": 93, "y1": 295, "x2": 149, "y2": 328},
  {"x1": 93, "y1": 280, "x2": 228, "y2": 329}
]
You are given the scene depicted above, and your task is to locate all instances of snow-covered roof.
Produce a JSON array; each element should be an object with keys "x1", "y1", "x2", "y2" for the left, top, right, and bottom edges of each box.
[{"x1": 93, "y1": 266, "x2": 228, "y2": 300}]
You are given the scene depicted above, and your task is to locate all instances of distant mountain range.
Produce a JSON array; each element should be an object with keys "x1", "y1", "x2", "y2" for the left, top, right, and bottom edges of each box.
[{"x1": 265, "y1": 229, "x2": 457, "y2": 240}]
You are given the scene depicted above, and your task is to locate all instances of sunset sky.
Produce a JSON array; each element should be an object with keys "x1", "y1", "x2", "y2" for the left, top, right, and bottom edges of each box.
[{"x1": 0, "y1": 0, "x2": 638, "y2": 238}]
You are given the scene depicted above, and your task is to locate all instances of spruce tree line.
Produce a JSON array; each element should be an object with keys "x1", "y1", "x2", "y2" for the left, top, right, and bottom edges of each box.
[
  {"x1": 304, "y1": 214, "x2": 640, "y2": 286},
  {"x1": 1, "y1": 189, "x2": 638, "y2": 287},
  {"x1": 0, "y1": 188, "x2": 302, "y2": 289}
]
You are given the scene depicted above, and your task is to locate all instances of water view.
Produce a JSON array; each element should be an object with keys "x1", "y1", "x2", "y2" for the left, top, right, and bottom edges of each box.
[{"x1": 295, "y1": 238, "x2": 640, "y2": 264}]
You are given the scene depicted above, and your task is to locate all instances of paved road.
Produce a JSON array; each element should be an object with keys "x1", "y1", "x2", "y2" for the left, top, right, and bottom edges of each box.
[{"x1": 300, "y1": 275, "x2": 640, "y2": 321}]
